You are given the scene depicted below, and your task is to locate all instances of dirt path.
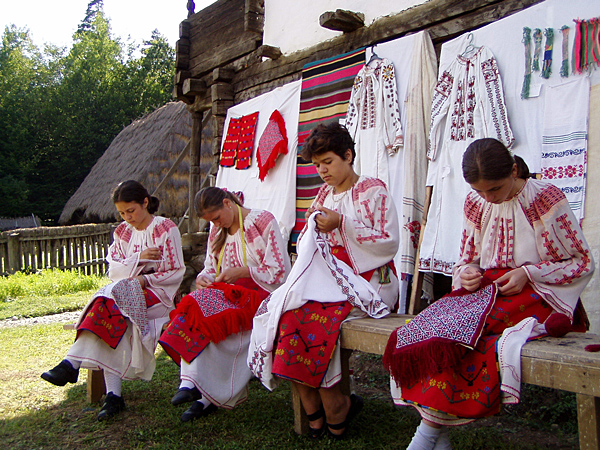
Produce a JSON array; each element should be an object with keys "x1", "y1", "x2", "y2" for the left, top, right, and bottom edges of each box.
[{"x1": 0, "y1": 311, "x2": 80, "y2": 328}]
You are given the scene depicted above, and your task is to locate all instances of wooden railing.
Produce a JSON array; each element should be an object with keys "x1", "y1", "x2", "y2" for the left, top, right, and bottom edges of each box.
[{"x1": 0, "y1": 224, "x2": 115, "y2": 275}]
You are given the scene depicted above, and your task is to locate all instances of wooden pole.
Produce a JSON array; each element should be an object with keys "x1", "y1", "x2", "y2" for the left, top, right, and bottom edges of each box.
[
  {"x1": 408, "y1": 185, "x2": 433, "y2": 315},
  {"x1": 7, "y1": 232, "x2": 21, "y2": 274},
  {"x1": 188, "y1": 111, "x2": 204, "y2": 234}
]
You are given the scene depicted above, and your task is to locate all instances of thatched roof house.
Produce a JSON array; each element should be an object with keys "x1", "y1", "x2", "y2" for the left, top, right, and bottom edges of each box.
[{"x1": 59, "y1": 102, "x2": 202, "y2": 225}]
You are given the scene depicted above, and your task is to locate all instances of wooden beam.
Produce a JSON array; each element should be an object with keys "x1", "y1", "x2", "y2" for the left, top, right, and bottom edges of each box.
[
  {"x1": 188, "y1": 34, "x2": 261, "y2": 78},
  {"x1": 245, "y1": 0, "x2": 265, "y2": 33},
  {"x1": 212, "y1": 67, "x2": 235, "y2": 83},
  {"x1": 258, "y1": 45, "x2": 283, "y2": 60},
  {"x1": 188, "y1": 111, "x2": 204, "y2": 234},
  {"x1": 320, "y1": 9, "x2": 365, "y2": 33},
  {"x1": 182, "y1": 78, "x2": 207, "y2": 96},
  {"x1": 211, "y1": 82, "x2": 234, "y2": 101}
]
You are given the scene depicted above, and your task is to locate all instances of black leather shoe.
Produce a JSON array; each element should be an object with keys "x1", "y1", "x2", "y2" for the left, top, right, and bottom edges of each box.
[
  {"x1": 180, "y1": 401, "x2": 218, "y2": 423},
  {"x1": 41, "y1": 360, "x2": 79, "y2": 386},
  {"x1": 171, "y1": 386, "x2": 202, "y2": 406},
  {"x1": 97, "y1": 392, "x2": 126, "y2": 421}
]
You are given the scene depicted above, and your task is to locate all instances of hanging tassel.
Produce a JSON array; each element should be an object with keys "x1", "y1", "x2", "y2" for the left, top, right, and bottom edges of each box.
[
  {"x1": 521, "y1": 27, "x2": 532, "y2": 100},
  {"x1": 532, "y1": 28, "x2": 543, "y2": 71},
  {"x1": 587, "y1": 18, "x2": 599, "y2": 67},
  {"x1": 541, "y1": 28, "x2": 554, "y2": 79},
  {"x1": 560, "y1": 26, "x2": 570, "y2": 77},
  {"x1": 573, "y1": 19, "x2": 583, "y2": 74},
  {"x1": 592, "y1": 18, "x2": 600, "y2": 65}
]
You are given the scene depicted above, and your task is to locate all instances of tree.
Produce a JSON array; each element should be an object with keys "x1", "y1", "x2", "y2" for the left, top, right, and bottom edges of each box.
[{"x1": 0, "y1": 0, "x2": 176, "y2": 223}]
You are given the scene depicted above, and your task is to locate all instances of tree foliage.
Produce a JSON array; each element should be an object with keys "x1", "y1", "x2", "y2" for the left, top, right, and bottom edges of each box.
[{"x1": 0, "y1": 1, "x2": 176, "y2": 223}]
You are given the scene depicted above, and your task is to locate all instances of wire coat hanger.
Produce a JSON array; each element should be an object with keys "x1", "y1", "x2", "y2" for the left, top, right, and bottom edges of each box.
[
  {"x1": 460, "y1": 33, "x2": 480, "y2": 58},
  {"x1": 368, "y1": 44, "x2": 382, "y2": 64}
]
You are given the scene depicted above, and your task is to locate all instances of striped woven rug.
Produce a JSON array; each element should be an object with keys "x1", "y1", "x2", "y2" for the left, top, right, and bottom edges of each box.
[{"x1": 292, "y1": 47, "x2": 366, "y2": 249}]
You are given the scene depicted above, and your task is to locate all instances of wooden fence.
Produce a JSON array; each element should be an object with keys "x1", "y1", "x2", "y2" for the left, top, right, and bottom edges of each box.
[{"x1": 0, "y1": 224, "x2": 115, "y2": 276}]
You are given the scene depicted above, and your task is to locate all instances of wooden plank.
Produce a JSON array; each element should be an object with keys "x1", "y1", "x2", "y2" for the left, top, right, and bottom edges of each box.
[
  {"x1": 577, "y1": 394, "x2": 600, "y2": 450},
  {"x1": 188, "y1": 35, "x2": 261, "y2": 78},
  {"x1": 291, "y1": 383, "x2": 308, "y2": 434},
  {"x1": 320, "y1": 9, "x2": 365, "y2": 33},
  {"x1": 87, "y1": 369, "x2": 105, "y2": 404}
]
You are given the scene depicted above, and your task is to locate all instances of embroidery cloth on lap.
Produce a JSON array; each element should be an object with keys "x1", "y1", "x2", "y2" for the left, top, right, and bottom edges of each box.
[
  {"x1": 272, "y1": 300, "x2": 353, "y2": 387},
  {"x1": 383, "y1": 278, "x2": 498, "y2": 387},
  {"x1": 159, "y1": 279, "x2": 265, "y2": 364},
  {"x1": 398, "y1": 278, "x2": 553, "y2": 420},
  {"x1": 77, "y1": 279, "x2": 158, "y2": 348}
]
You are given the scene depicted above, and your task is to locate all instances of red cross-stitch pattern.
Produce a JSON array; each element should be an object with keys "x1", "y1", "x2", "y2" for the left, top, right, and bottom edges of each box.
[
  {"x1": 541, "y1": 230, "x2": 562, "y2": 261},
  {"x1": 464, "y1": 194, "x2": 484, "y2": 230},
  {"x1": 356, "y1": 194, "x2": 390, "y2": 244},
  {"x1": 115, "y1": 222, "x2": 132, "y2": 243},
  {"x1": 524, "y1": 185, "x2": 566, "y2": 225},
  {"x1": 460, "y1": 230, "x2": 479, "y2": 264}
]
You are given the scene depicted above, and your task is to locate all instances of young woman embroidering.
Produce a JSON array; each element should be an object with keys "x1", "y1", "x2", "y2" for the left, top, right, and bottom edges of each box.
[
  {"x1": 159, "y1": 187, "x2": 290, "y2": 422},
  {"x1": 41, "y1": 180, "x2": 185, "y2": 421},
  {"x1": 383, "y1": 138, "x2": 595, "y2": 449},
  {"x1": 248, "y1": 122, "x2": 400, "y2": 439}
]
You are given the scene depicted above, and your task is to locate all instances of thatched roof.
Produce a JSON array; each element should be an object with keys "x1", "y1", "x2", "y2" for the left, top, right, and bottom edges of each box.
[
  {"x1": 59, "y1": 102, "x2": 205, "y2": 225},
  {"x1": 0, "y1": 215, "x2": 41, "y2": 231}
]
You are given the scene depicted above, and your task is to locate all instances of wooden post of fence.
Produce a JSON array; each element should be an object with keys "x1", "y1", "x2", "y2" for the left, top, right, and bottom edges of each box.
[{"x1": 7, "y1": 232, "x2": 21, "y2": 274}]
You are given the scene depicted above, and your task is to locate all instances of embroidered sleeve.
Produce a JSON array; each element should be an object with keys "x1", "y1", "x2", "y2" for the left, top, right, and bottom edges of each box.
[
  {"x1": 107, "y1": 223, "x2": 140, "y2": 281},
  {"x1": 143, "y1": 219, "x2": 185, "y2": 297},
  {"x1": 522, "y1": 185, "x2": 594, "y2": 316},
  {"x1": 479, "y1": 56, "x2": 514, "y2": 148},
  {"x1": 247, "y1": 212, "x2": 291, "y2": 291},
  {"x1": 198, "y1": 226, "x2": 219, "y2": 281},
  {"x1": 427, "y1": 70, "x2": 453, "y2": 161},
  {"x1": 344, "y1": 70, "x2": 364, "y2": 139},
  {"x1": 334, "y1": 179, "x2": 400, "y2": 274},
  {"x1": 452, "y1": 193, "x2": 484, "y2": 290},
  {"x1": 380, "y1": 60, "x2": 404, "y2": 155}
]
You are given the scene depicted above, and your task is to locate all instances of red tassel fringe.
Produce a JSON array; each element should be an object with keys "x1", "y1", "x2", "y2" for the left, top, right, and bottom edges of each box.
[
  {"x1": 382, "y1": 332, "x2": 463, "y2": 388},
  {"x1": 171, "y1": 283, "x2": 262, "y2": 344}
]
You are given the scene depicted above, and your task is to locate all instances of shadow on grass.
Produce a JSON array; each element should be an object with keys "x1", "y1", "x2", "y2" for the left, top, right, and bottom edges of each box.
[{"x1": 0, "y1": 348, "x2": 575, "y2": 450}]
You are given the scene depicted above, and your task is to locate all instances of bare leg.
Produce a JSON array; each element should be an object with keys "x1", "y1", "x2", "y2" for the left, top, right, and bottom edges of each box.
[
  {"x1": 319, "y1": 384, "x2": 351, "y2": 436},
  {"x1": 293, "y1": 382, "x2": 324, "y2": 430}
]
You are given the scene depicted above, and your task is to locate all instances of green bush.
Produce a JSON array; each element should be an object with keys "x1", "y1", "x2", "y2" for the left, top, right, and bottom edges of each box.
[{"x1": 0, "y1": 269, "x2": 108, "y2": 302}]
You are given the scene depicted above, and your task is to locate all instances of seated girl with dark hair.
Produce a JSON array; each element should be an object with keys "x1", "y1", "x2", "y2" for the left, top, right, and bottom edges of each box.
[
  {"x1": 384, "y1": 138, "x2": 594, "y2": 450},
  {"x1": 249, "y1": 122, "x2": 400, "y2": 439},
  {"x1": 42, "y1": 180, "x2": 185, "y2": 421}
]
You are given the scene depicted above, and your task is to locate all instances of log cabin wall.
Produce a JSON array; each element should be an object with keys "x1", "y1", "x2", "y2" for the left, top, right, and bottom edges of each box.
[{"x1": 174, "y1": 0, "x2": 545, "y2": 173}]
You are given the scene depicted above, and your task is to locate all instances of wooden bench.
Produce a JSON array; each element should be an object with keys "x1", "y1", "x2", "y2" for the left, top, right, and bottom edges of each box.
[{"x1": 291, "y1": 315, "x2": 600, "y2": 450}]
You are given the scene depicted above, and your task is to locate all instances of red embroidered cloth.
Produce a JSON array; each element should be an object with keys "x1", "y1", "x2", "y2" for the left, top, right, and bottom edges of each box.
[
  {"x1": 159, "y1": 278, "x2": 267, "y2": 365},
  {"x1": 77, "y1": 289, "x2": 160, "y2": 349},
  {"x1": 257, "y1": 110, "x2": 288, "y2": 181},
  {"x1": 272, "y1": 300, "x2": 353, "y2": 387},
  {"x1": 220, "y1": 112, "x2": 259, "y2": 169},
  {"x1": 387, "y1": 269, "x2": 556, "y2": 419}
]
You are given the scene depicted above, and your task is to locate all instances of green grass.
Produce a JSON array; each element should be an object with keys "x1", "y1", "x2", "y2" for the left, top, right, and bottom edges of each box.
[
  {"x1": 0, "y1": 269, "x2": 109, "y2": 320},
  {"x1": 0, "y1": 269, "x2": 108, "y2": 302}
]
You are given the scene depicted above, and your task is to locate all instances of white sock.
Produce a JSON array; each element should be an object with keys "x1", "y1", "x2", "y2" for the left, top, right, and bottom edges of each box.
[
  {"x1": 104, "y1": 371, "x2": 122, "y2": 397},
  {"x1": 64, "y1": 358, "x2": 81, "y2": 370},
  {"x1": 179, "y1": 380, "x2": 196, "y2": 390},
  {"x1": 433, "y1": 427, "x2": 452, "y2": 450},
  {"x1": 406, "y1": 421, "x2": 442, "y2": 450}
]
